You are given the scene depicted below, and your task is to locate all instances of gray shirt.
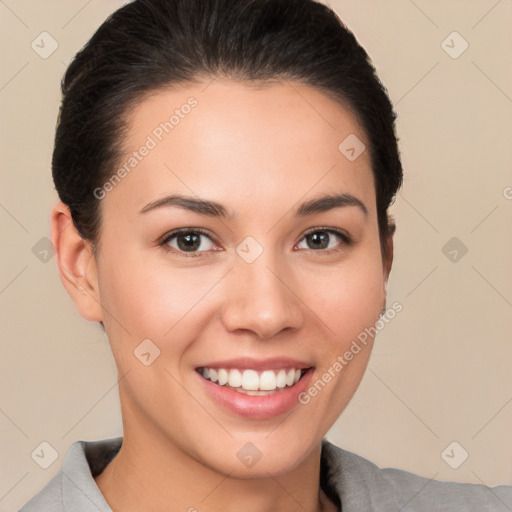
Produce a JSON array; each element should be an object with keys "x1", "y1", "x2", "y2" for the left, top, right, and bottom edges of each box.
[{"x1": 18, "y1": 437, "x2": 512, "y2": 511}]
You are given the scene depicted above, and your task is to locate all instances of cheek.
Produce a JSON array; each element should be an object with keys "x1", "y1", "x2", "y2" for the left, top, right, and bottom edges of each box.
[
  {"x1": 97, "y1": 228, "x2": 384, "y2": 363},
  {"x1": 297, "y1": 257, "x2": 384, "y2": 428},
  {"x1": 96, "y1": 248, "x2": 228, "y2": 352},
  {"x1": 305, "y1": 253, "x2": 385, "y2": 346}
]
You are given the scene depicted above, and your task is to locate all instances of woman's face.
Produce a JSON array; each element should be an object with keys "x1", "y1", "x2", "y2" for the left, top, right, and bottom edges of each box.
[{"x1": 90, "y1": 79, "x2": 390, "y2": 476}]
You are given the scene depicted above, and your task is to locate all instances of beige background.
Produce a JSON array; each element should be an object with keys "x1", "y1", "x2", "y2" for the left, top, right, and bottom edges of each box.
[{"x1": 1, "y1": 0, "x2": 511, "y2": 510}]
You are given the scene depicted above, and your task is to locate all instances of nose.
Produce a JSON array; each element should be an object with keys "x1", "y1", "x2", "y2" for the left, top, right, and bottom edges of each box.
[{"x1": 220, "y1": 252, "x2": 304, "y2": 340}]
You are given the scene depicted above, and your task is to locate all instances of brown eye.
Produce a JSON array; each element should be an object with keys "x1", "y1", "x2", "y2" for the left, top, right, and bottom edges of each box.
[
  {"x1": 162, "y1": 229, "x2": 216, "y2": 253},
  {"x1": 296, "y1": 229, "x2": 350, "y2": 251}
]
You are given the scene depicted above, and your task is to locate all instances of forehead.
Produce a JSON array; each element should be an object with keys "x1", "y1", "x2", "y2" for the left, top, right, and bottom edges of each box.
[{"x1": 106, "y1": 79, "x2": 375, "y2": 217}]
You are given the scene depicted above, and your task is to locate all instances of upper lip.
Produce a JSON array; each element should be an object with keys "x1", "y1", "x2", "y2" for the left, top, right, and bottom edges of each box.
[{"x1": 196, "y1": 357, "x2": 313, "y2": 371}]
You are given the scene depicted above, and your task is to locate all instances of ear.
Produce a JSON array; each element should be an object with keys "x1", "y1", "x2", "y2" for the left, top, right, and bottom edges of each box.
[
  {"x1": 381, "y1": 217, "x2": 395, "y2": 313},
  {"x1": 383, "y1": 228, "x2": 394, "y2": 282},
  {"x1": 50, "y1": 202, "x2": 103, "y2": 322},
  {"x1": 379, "y1": 225, "x2": 394, "y2": 314}
]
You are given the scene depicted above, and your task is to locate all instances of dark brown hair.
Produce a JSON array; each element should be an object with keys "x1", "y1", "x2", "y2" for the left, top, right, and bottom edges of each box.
[{"x1": 53, "y1": 0, "x2": 402, "y2": 259}]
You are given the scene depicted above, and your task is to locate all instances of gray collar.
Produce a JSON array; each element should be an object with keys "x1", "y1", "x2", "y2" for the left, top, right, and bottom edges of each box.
[
  {"x1": 58, "y1": 436, "x2": 401, "y2": 512},
  {"x1": 320, "y1": 439, "x2": 399, "y2": 511}
]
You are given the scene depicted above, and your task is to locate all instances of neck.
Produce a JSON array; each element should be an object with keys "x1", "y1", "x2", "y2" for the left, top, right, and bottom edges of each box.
[{"x1": 94, "y1": 423, "x2": 336, "y2": 512}]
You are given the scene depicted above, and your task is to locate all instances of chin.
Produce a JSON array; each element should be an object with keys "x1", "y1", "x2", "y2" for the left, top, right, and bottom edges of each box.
[{"x1": 190, "y1": 430, "x2": 320, "y2": 479}]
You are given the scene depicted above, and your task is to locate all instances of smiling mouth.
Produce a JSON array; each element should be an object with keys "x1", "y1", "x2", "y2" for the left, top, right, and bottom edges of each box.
[{"x1": 196, "y1": 367, "x2": 311, "y2": 396}]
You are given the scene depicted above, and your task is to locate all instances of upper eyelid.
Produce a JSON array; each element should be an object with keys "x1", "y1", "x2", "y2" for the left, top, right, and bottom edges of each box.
[
  {"x1": 302, "y1": 226, "x2": 350, "y2": 239},
  {"x1": 160, "y1": 227, "x2": 218, "y2": 246}
]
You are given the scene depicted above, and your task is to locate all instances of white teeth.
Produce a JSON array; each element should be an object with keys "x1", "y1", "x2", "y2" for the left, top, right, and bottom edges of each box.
[
  {"x1": 199, "y1": 367, "x2": 306, "y2": 391},
  {"x1": 218, "y1": 368, "x2": 229, "y2": 386},
  {"x1": 241, "y1": 369, "x2": 259, "y2": 391},
  {"x1": 228, "y1": 369, "x2": 242, "y2": 387},
  {"x1": 276, "y1": 369, "x2": 287, "y2": 388},
  {"x1": 238, "y1": 388, "x2": 278, "y2": 396},
  {"x1": 260, "y1": 370, "x2": 277, "y2": 390}
]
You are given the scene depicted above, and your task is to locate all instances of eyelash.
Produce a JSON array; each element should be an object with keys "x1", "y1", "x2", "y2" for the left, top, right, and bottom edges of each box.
[{"x1": 158, "y1": 227, "x2": 353, "y2": 258}]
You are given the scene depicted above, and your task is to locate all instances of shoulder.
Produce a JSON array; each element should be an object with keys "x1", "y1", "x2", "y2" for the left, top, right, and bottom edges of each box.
[
  {"x1": 321, "y1": 440, "x2": 512, "y2": 512},
  {"x1": 17, "y1": 473, "x2": 62, "y2": 512},
  {"x1": 17, "y1": 437, "x2": 121, "y2": 512}
]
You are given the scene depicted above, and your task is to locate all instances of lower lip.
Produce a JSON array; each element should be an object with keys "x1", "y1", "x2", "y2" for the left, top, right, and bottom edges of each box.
[{"x1": 197, "y1": 369, "x2": 314, "y2": 420}]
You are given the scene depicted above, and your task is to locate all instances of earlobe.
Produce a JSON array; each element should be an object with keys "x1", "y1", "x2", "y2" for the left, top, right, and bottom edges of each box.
[{"x1": 50, "y1": 202, "x2": 103, "y2": 322}]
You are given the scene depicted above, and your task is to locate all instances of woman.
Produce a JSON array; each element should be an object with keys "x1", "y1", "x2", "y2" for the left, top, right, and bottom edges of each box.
[{"x1": 19, "y1": 0, "x2": 511, "y2": 510}]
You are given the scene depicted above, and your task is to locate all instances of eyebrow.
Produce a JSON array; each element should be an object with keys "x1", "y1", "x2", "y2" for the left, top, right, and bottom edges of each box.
[
  {"x1": 139, "y1": 192, "x2": 368, "y2": 218},
  {"x1": 296, "y1": 193, "x2": 368, "y2": 217}
]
